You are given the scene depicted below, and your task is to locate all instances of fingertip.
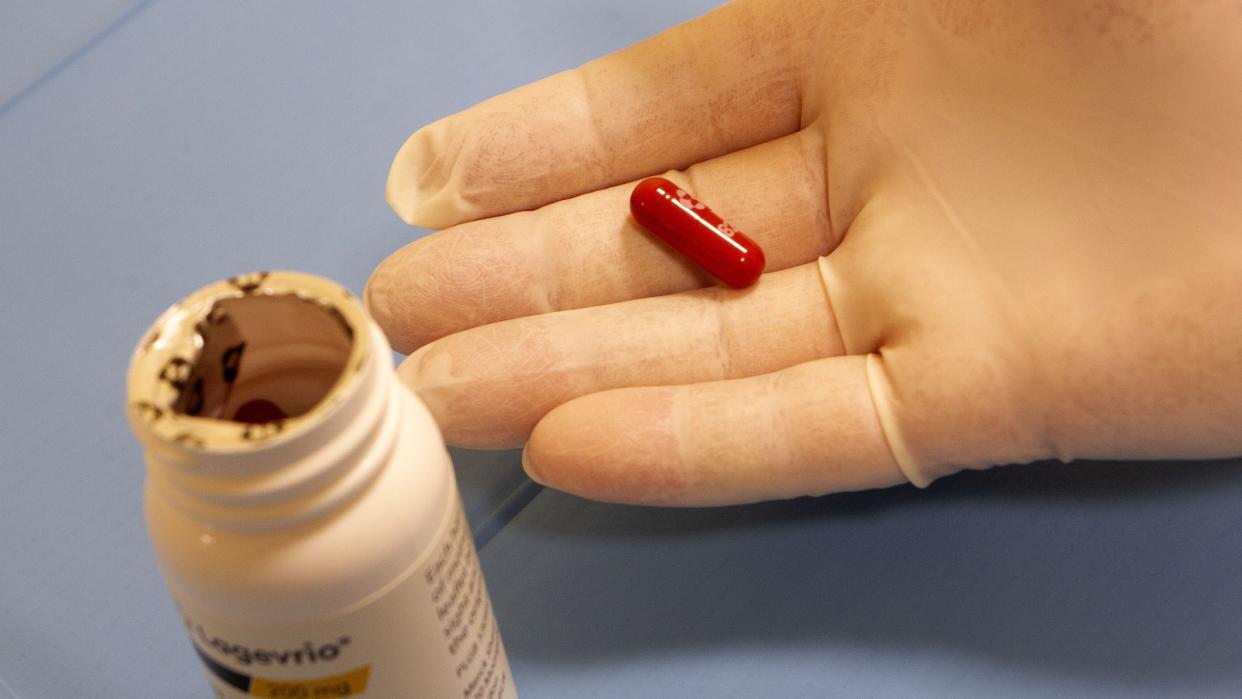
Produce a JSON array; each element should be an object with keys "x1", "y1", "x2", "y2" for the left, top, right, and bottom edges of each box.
[
  {"x1": 397, "y1": 344, "x2": 442, "y2": 411},
  {"x1": 363, "y1": 255, "x2": 410, "y2": 354},
  {"x1": 520, "y1": 444, "x2": 545, "y2": 486},
  {"x1": 523, "y1": 387, "x2": 688, "y2": 505},
  {"x1": 522, "y1": 397, "x2": 602, "y2": 490},
  {"x1": 395, "y1": 341, "x2": 424, "y2": 382},
  {"x1": 387, "y1": 123, "x2": 475, "y2": 230},
  {"x1": 362, "y1": 261, "x2": 384, "y2": 325},
  {"x1": 397, "y1": 337, "x2": 534, "y2": 450},
  {"x1": 521, "y1": 399, "x2": 566, "y2": 489},
  {"x1": 385, "y1": 130, "x2": 427, "y2": 226}
]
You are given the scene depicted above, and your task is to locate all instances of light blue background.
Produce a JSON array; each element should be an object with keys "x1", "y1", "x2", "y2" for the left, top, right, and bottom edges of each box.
[{"x1": 2, "y1": 2, "x2": 1240, "y2": 697}]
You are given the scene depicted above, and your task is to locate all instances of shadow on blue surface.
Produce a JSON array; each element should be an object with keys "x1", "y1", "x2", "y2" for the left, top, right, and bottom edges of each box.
[
  {"x1": 449, "y1": 446, "x2": 543, "y2": 546},
  {"x1": 486, "y1": 458, "x2": 1242, "y2": 691}
]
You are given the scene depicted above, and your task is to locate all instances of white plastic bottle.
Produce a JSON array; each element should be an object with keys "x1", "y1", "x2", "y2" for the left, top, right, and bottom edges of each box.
[{"x1": 126, "y1": 270, "x2": 517, "y2": 698}]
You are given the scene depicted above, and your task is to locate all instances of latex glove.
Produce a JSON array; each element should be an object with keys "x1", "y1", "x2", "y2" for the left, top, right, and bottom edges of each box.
[{"x1": 366, "y1": 0, "x2": 1242, "y2": 505}]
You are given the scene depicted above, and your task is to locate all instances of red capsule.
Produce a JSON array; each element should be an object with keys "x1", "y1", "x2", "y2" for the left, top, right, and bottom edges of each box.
[{"x1": 629, "y1": 177, "x2": 766, "y2": 289}]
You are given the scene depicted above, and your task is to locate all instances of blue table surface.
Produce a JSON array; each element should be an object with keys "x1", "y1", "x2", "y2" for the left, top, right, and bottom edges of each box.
[{"x1": 2, "y1": 2, "x2": 1240, "y2": 697}]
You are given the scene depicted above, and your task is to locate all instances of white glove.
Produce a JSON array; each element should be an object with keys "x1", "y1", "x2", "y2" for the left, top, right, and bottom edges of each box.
[{"x1": 366, "y1": 0, "x2": 1242, "y2": 505}]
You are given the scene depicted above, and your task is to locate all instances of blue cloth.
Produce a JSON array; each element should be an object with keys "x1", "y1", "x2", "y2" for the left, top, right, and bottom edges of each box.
[{"x1": 1, "y1": 1, "x2": 1239, "y2": 697}]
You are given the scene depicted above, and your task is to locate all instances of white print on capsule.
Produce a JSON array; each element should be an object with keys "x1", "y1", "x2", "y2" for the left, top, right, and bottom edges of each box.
[
  {"x1": 675, "y1": 188, "x2": 737, "y2": 237},
  {"x1": 675, "y1": 189, "x2": 706, "y2": 211}
]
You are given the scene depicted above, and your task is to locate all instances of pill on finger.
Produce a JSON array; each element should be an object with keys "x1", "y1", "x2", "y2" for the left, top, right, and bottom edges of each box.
[{"x1": 629, "y1": 177, "x2": 766, "y2": 289}]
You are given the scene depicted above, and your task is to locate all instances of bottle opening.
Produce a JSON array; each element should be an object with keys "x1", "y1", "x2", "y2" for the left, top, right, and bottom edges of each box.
[
  {"x1": 128, "y1": 271, "x2": 372, "y2": 451},
  {"x1": 173, "y1": 294, "x2": 354, "y2": 424}
]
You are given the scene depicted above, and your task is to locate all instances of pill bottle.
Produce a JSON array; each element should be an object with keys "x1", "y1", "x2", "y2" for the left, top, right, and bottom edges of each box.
[{"x1": 126, "y1": 271, "x2": 517, "y2": 698}]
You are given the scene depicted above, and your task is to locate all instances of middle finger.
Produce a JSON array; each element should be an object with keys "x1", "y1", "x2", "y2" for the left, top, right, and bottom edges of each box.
[{"x1": 367, "y1": 128, "x2": 835, "y2": 354}]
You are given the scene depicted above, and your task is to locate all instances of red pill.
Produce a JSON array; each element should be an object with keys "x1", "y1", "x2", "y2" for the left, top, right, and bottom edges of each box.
[{"x1": 629, "y1": 177, "x2": 766, "y2": 289}]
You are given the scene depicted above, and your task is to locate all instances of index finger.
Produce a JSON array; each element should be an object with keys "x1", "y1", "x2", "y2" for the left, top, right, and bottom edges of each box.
[{"x1": 387, "y1": 0, "x2": 816, "y2": 228}]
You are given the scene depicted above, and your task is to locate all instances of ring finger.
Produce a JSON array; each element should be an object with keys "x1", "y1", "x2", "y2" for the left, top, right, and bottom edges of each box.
[{"x1": 400, "y1": 261, "x2": 844, "y2": 449}]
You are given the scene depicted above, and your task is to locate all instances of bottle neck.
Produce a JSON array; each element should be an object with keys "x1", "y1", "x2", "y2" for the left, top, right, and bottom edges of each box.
[{"x1": 128, "y1": 272, "x2": 400, "y2": 531}]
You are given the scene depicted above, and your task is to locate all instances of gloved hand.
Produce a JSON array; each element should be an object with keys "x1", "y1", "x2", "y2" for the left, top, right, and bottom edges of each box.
[{"x1": 366, "y1": 0, "x2": 1242, "y2": 505}]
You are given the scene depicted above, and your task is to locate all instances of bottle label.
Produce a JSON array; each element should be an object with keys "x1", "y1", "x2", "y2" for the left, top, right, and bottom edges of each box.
[{"x1": 179, "y1": 496, "x2": 517, "y2": 698}]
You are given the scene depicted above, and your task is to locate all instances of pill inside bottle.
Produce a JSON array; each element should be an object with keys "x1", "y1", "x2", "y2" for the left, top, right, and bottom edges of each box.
[{"x1": 171, "y1": 293, "x2": 353, "y2": 425}]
